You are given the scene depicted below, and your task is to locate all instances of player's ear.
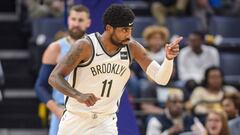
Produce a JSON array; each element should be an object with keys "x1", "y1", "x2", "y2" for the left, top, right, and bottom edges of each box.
[
  {"x1": 87, "y1": 18, "x2": 91, "y2": 28},
  {"x1": 106, "y1": 24, "x2": 113, "y2": 32}
]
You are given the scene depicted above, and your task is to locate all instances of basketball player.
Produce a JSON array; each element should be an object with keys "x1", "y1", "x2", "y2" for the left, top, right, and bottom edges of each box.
[
  {"x1": 34, "y1": 5, "x2": 91, "y2": 135},
  {"x1": 49, "y1": 4, "x2": 182, "y2": 135}
]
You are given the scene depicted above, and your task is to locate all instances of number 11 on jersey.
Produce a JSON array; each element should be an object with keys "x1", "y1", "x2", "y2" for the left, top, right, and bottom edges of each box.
[{"x1": 101, "y1": 80, "x2": 113, "y2": 97}]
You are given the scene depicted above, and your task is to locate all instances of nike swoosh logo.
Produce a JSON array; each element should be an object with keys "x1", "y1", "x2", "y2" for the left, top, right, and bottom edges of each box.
[
  {"x1": 96, "y1": 53, "x2": 104, "y2": 56},
  {"x1": 129, "y1": 22, "x2": 134, "y2": 26}
]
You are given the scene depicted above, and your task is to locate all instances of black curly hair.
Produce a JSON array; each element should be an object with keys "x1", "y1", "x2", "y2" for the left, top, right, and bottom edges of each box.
[
  {"x1": 103, "y1": 4, "x2": 135, "y2": 29},
  {"x1": 201, "y1": 66, "x2": 225, "y2": 88}
]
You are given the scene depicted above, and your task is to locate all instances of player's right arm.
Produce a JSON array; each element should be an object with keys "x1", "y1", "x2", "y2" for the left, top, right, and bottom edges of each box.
[
  {"x1": 35, "y1": 42, "x2": 64, "y2": 119},
  {"x1": 48, "y1": 39, "x2": 100, "y2": 107}
]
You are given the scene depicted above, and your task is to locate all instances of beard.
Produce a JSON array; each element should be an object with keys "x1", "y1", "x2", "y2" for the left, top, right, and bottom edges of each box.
[
  {"x1": 110, "y1": 33, "x2": 130, "y2": 48},
  {"x1": 68, "y1": 28, "x2": 85, "y2": 40}
]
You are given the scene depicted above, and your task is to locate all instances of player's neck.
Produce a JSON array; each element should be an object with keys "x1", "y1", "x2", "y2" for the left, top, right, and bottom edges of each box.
[{"x1": 100, "y1": 32, "x2": 121, "y2": 55}]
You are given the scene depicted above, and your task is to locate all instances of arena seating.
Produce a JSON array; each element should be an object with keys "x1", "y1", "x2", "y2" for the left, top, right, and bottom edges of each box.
[
  {"x1": 209, "y1": 16, "x2": 240, "y2": 46},
  {"x1": 0, "y1": 61, "x2": 4, "y2": 101},
  {"x1": 220, "y1": 50, "x2": 240, "y2": 86}
]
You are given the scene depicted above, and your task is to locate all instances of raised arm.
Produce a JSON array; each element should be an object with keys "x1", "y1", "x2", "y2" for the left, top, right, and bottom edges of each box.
[
  {"x1": 129, "y1": 37, "x2": 182, "y2": 85},
  {"x1": 48, "y1": 38, "x2": 99, "y2": 107}
]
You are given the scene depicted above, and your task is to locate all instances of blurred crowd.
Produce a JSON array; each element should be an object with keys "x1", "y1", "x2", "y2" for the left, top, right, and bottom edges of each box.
[
  {"x1": 128, "y1": 25, "x2": 240, "y2": 135},
  {"x1": 23, "y1": 0, "x2": 73, "y2": 19},
  {"x1": 149, "y1": 0, "x2": 240, "y2": 30}
]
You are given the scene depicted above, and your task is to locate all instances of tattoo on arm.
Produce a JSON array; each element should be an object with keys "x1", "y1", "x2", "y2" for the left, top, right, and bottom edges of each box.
[
  {"x1": 49, "y1": 40, "x2": 88, "y2": 98},
  {"x1": 61, "y1": 44, "x2": 83, "y2": 69},
  {"x1": 51, "y1": 71, "x2": 79, "y2": 98}
]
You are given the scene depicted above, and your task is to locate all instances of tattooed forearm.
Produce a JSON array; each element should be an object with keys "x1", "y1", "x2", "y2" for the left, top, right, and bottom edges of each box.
[
  {"x1": 49, "y1": 71, "x2": 80, "y2": 98},
  {"x1": 48, "y1": 39, "x2": 90, "y2": 98}
]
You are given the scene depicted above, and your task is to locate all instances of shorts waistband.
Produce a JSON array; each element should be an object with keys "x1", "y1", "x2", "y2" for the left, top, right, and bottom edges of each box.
[{"x1": 67, "y1": 110, "x2": 115, "y2": 119}]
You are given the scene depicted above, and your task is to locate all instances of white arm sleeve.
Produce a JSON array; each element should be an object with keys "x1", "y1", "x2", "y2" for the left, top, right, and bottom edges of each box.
[{"x1": 146, "y1": 57, "x2": 173, "y2": 85}]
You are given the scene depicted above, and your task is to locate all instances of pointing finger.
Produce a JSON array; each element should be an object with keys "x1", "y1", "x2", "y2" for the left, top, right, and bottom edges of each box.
[{"x1": 168, "y1": 37, "x2": 183, "y2": 49}]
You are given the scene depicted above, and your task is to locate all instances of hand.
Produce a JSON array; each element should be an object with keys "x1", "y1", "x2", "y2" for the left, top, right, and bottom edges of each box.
[
  {"x1": 165, "y1": 37, "x2": 183, "y2": 60},
  {"x1": 46, "y1": 100, "x2": 64, "y2": 120},
  {"x1": 54, "y1": 106, "x2": 64, "y2": 120},
  {"x1": 168, "y1": 123, "x2": 184, "y2": 135},
  {"x1": 74, "y1": 93, "x2": 100, "y2": 107}
]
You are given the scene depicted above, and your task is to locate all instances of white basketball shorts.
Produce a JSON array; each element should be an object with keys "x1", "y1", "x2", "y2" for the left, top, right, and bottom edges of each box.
[{"x1": 57, "y1": 110, "x2": 118, "y2": 135}]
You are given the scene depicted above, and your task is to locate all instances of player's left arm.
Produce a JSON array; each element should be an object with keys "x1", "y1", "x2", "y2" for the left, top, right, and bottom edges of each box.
[{"x1": 129, "y1": 37, "x2": 182, "y2": 85}]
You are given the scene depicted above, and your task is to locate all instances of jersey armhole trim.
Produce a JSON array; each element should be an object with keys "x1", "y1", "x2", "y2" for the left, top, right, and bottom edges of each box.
[
  {"x1": 64, "y1": 67, "x2": 78, "y2": 107},
  {"x1": 126, "y1": 44, "x2": 132, "y2": 65},
  {"x1": 78, "y1": 36, "x2": 95, "y2": 67}
]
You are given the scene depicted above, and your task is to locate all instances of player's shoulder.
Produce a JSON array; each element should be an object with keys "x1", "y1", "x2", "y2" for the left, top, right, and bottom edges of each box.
[
  {"x1": 128, "y1": 39, "x2": 145, "y2": 52},
  {"x1": 47, "y1": 40, "x2": 61, "y2": 51},
  {"x1": 129, "y1": 39, "x2": 142, "y2": 46},
  {"x1": 42, "y1": 40, "x2": 61, "y2": 64},
  {"x1": 44, "y1": 40, "x2": 61, "y2": 56},
  {"x1": 74, "y1": 36, "x2": 93, "y2": 51},
  {"x1": 75, "y1": 37, "x2": 91, "y2": 46},
  {"x1": 181, "y1": 46, "x2": 191, "y2": 52},
  {"x1": 127, "y1": 39, "x2": 147, "y2": 59},
  {"x1": 128, "y1": 39, "x2": 144, "y2": 50},
  {"x1": 70, "y1": 36, "x2": 94, "y2": 61},
  {"x1": 202, "y1": 44, "x2": 218, "y2": 52},
  {"x1": 179, "y1": 46, "x2": 191, "y2": 56}
]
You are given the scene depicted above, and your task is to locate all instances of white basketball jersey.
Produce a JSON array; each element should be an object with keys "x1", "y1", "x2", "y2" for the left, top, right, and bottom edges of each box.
[{"x1": 65, "y1": 32, "x2": 131, "y2": 114}]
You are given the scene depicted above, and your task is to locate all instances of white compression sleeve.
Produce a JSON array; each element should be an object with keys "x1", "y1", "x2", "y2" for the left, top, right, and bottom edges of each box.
[{"x1": 146, "y1": 58, "x2": 173, "y2": 85}]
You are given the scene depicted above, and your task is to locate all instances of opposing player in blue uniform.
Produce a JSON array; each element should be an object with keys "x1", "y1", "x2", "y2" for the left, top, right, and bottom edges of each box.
[{"x1": 34, "y1": 5, "x2": 91, "y2": 135}]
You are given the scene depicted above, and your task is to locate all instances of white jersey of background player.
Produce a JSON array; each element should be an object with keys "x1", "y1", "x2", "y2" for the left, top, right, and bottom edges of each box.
[{"x1": 49, "y1": 4, "x2": 182, "y2": 135}]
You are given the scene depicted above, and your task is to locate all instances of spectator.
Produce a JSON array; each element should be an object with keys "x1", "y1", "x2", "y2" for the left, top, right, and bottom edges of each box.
[
  {"x1": 189, "y1": 66, "x2": 237, "y2": 115},
  {"x1": 190, "y1": 0, "x2": 214, "y2": 30},
  {"x1": 23, "y1": 0, "x2": 65, "y2": 19},
  {"x1": 222, "y1": 92, "x2": 240, "y2": 120},
  {"x1": 208, "y1": 0, "x2": 240, "y2": 16},
  {"x1": 23, "y1": 0, "x2": 49, "y2": 19},
  {"x1": 228, "y1": 92, "x2": 240, "y2": 135},
  {"x1": 227, "y1": 0, "x2": 240, "y2": 16},
  {"x1": 205, "y1": 111, "x2": 230, "y2": 135},
  {"x1": 150, "y1": 0, "x2": 189, "y2": 25},
  {"x1": 126, "y1": 71, "x2": 141, "y2": 99},
  {"x1": 0, "y1": 60, "x2": 4, "y2": 101},
  {"x1": 228, "y1": 116, "x2": 240, "y2": 135},
  {"x1": 44, "y1": 0, "x2": 65, "y2": 18},
  {"x1": 178, "y1": 31, "x2": 219, "y2": 87},
  {"x1": 143, "y1": 25, "x2": 169, "y2": 64},
  {"x1": 34, "y1": 5, "x2": 91, "y2": 135},
  {"x1": 146, "y1": 89, "x2": 194, "y2": 135},
  {"x1": 141, "y1": 81, "x2": 183, "y2": 114},
  {"x1": 140, "y1": 25, "x2": 180, "y2": 112},
  {"x1": 232, "y1": 0, "x2": 240, "y2": 16}
]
